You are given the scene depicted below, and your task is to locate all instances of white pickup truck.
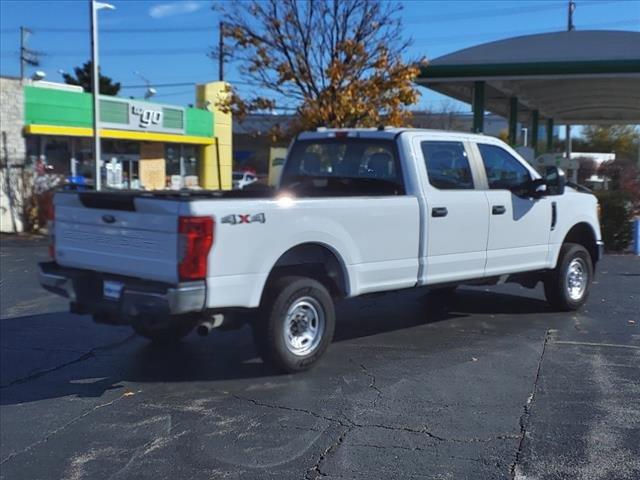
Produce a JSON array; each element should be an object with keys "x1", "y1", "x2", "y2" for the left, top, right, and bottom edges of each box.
[{"x1": 40, "y1": 128, "x2": 603, "y2": 372}]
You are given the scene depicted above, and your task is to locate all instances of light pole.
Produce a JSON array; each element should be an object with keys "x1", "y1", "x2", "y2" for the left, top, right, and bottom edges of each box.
[{"x1": 90, "y1": 0, "x2": 115, "y2": 191}]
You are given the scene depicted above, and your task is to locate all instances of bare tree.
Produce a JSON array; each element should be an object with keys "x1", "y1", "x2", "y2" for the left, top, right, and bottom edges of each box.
[{"x1": 216, "y1": 0, "x2": 421, "y2": 137}]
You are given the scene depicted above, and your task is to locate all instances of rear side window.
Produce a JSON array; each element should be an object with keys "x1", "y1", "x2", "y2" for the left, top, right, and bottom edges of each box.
[
  {"x1": 280, "y1": 138, "x2": 404, "y2": 196},
  {"x1": 421, "y1": 141, "x2": 474, "y2": 190},
  {"x1": 478, "y1": 144, "x2": 531, "y2": 190}
]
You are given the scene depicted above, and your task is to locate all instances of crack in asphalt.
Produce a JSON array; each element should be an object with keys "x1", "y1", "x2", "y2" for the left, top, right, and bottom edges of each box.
[
  {"x1": 305, "y1": 426, "x2": 353, "y2": 479},
  {"x1": 0, "y1": 334, "x2": 136, "y2": 389},
  {"x1": 510, "y1": 329, "x2": 550, "y2": 479},
  {"x1": 233, "y1": 392, "x2": 522, "y2": 478},
  {"x1": 231, "y1": 394, "x2": 353, "y2": 428},
  {"x1": 0, "y1": 392, "x2": 132, "y2": 466},
  {"x1": 356, "y1": 361, "x2": 382, "y2": 406}
]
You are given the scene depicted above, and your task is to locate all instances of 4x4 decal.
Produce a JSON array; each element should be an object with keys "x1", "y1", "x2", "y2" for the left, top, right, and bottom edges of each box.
[{"x1": 221, "y1": 213, "x2": 266, "y2": 225}]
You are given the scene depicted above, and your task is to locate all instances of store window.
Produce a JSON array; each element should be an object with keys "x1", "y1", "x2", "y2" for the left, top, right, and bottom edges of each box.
[
  {"x1": 101, "y1": 140, "x2": 141, "y2": 189},
  {"x1": 183, "y1": 145, "x2": 198, "y2": 177},
  {"x1": 43, "y1": 138, "x2": 71, "y2": 175},
  {"x1": 164, "y1": 144, "x2": 200, "y2": 189}
]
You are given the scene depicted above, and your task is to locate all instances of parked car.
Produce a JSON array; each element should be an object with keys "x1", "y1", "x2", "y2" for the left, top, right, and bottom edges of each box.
[
  {"x1": 40, "y1": 128, "x2": 603, "y2": 372},
  {"x1": 232, "y1": 171, "x2": 258, "y2": 190}
]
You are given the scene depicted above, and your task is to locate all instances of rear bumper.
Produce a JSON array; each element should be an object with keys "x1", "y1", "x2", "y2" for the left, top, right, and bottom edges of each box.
[{"x1": 39, "y1": 262, "x2": 205, "y2": 323}]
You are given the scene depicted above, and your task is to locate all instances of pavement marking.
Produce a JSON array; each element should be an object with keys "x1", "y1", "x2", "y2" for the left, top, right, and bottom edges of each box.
[{"x1": 552, "y1": 340, "x2": 640, "y2": 350}]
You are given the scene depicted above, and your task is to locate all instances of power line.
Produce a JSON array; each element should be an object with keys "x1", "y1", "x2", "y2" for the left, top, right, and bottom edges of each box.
[
  {"x1": 120, "y1": 80, "x2": 261, "y2": 89},
  {"x1": 1, "y1": 48, "x2": 209, "y2": 58},
  {"x1": 14, "y1": 25, "x2": 215, "y2": 34},
  {"x1": 4, "y1": 17, "x2": 635, "y2": 60},
  {"x1": 412, "y1": 18, "x2": 640, "y2": 44},
  {"x1": 1, "y1": 0, "x2": 626, "y2": 37},
  {"x1": 405, "y1": 0, "x2": 625, "y2": 24}
]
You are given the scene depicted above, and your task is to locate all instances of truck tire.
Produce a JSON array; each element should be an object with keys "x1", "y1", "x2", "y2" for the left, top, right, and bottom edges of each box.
[
  {"x1": 131, "y1": 315, "x2": 196, "y2": 343},
  {"x1": 253, "y1": 276, "x2": 335, "y2": 373},
  {"x1": 544, "y1": 243, "x2": 593, "y2": 311}
]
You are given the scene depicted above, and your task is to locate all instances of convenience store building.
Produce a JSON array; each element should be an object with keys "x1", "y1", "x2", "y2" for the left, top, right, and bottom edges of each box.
[
  {"x1": 23, "y1": 80, "x2": 231, "y2": 190},
  {"x1": 1, "y1": 78, "x2": 232, "y2": 231}
]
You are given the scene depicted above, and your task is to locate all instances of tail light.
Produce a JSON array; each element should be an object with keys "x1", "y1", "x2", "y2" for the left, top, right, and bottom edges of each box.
[
  {"x1": 47, "y1": 202, "x2": 55, "y2": 259},
  {"x1": 178, "y1": 216, "x2": 214, "y2": 281}
]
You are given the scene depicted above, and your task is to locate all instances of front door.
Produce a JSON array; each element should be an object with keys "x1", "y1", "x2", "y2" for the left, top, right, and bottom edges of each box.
[
  {"x1": 475, "y1": 143, "x2": 552, "y2": 276},
  {"x1": 415, "y1": 138, "x2": 490, "y2": 284}
]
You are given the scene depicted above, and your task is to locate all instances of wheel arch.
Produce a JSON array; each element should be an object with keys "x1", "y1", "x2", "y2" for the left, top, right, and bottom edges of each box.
[
  {"x1": 263, "y1": 242, "x2": 350, "y2": 299},
  {"x1": 561, "y1": 222, "x2": 599, "y2": 266}
]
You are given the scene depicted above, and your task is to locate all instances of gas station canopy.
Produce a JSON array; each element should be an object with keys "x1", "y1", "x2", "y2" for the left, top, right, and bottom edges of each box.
[{"x1": 417, "y1": 30, "x2": 640, "y2": 145}]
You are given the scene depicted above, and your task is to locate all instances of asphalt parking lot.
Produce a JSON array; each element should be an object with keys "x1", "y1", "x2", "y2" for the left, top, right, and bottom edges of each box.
[{"x1": 1, "y1": 234, "x2": 638, "y2": 480}]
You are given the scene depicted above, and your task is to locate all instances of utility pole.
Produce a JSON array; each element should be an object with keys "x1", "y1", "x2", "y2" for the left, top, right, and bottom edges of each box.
[
  {"x1": 90, "y1": 0, "x2": 102, "y2": 191},
  {"x1": 89, "y1": 0, "x2": 115, "y2": 191},
  {"x1": 19, "y1": 27, "x2": 39, "y2": 82},
  {"x1": 218, "y1": 21, "x2": 225, "y2": 81},
  {"x1": 567, "y1": 0, "x2": 576, "y2": 31},
  {"x1": 564, "y1": 0, "x2": 575, "y2": 164},
  {"x1": 20, "y1": 26, "x2": 25, "y2": 80}
]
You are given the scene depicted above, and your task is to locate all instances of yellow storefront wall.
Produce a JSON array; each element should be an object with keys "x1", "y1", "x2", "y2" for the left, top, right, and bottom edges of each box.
[{"x1": 196, "y1": 82, "x2": 232, "y2": 190}]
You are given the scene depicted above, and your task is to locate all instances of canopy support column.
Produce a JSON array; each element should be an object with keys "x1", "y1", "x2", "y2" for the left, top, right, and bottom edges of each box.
[
  {"x1": 508, "y1": 97, "x2": 518, "y2": 145},
  {"x1": 546, "y1": 118, "x2": 554, "y2": 152},
  {"x1": 472, "y1": 81, "x2": 485, "y2": 133},
  {"x1": 531, "y1": 110, "x2": 539, "y2": 157}
]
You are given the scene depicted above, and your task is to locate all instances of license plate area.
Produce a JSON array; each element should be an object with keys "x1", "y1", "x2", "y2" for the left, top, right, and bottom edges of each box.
[{"x1": 103, "y1": 280, "x2": 124, "y2": 301}]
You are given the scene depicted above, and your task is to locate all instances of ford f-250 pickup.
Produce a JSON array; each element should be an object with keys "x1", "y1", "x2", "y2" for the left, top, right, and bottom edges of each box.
[{"x1": 40, "y1": 128, "x2": 604, "y2": 372}]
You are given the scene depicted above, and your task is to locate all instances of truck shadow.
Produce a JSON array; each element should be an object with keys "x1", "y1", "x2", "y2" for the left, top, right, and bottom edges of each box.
[{"x1": 0, "y1": 288, "x2": 553, "y2": 405}]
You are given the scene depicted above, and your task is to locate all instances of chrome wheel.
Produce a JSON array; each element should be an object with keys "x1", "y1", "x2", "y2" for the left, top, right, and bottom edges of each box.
[
  {"x1": 283, "y1": 296, "x2": 325, "y2": 356},
  {"x1": 565, "y1": 257, "x2": 588, "y2": 301}
]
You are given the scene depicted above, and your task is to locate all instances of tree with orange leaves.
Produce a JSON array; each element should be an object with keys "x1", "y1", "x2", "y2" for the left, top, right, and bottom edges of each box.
[{"x1": 215, "y1": 0, "x2": 421, "y2": 139}]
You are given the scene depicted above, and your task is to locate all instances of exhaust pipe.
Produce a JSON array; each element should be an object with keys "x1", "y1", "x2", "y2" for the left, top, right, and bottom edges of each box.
[
  {"x1": 197, "y1": 314, "x2": 225, "y2": 336},
  {"x1": 197, "y1": 321, "x2": 214, "y2": 336}
]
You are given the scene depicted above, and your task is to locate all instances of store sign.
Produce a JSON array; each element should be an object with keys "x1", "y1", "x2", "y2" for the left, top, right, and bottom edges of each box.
[
  {"x1": 131, "y1": 105, "x2": 162, "y2": 129},
  {"x1": 100, "y1": 97, "x2": 185, "y2": 135}
]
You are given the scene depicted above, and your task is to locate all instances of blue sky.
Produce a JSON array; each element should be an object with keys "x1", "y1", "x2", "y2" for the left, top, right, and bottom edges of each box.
[{"x1": 1, "y1": 0, "x2": 639, "y2": 114}]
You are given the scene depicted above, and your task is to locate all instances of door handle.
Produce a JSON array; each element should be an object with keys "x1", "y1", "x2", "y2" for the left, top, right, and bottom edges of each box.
[
  {"x1": 492, "y1": 205, "x2": 506, "y2": 215},
  {"x1": 432, "y1": 207, "x2": 448, "y2": 217}
]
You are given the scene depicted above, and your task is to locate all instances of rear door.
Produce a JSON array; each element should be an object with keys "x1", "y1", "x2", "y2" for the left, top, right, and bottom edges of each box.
[
  {"x1": 413, "y1": 137, "x2": 490, "y2": 284},
  {"x1": 474, "y1": 142, "x2": 552, "y2": 276}
]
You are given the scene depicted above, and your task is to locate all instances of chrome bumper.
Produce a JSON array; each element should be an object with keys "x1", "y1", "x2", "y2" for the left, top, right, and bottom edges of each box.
[
  {"x1": 39, "y1": 266, "x2": 76, "y2": 300},
  {"x1": 39, "y1": 262, "x2": 205, "y2": 318}
]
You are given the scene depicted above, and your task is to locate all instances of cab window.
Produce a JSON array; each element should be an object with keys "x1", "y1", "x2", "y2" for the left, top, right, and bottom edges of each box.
[
  {"x1": 478, "y1": 144, "x2": 531, "y2": 190},
  {"x1": 281, "y1": 138, "x2": 404, "y2": 196},
  {"x1": 421, "y1": 141, "x2": 474, "y2": 190}
]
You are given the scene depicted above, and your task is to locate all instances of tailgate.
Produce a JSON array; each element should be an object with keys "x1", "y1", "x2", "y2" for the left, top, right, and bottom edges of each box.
[{"x1": 54, "y1": 192, "x2": 181, "y2": 284}]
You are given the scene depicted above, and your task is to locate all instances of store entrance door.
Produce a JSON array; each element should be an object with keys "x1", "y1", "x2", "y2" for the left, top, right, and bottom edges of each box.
[{"x1": 102, "y1": 153, "x2": 140, "y2": 189}]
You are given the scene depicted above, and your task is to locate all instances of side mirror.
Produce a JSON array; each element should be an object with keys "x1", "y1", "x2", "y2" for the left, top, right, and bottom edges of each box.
[
  {"x1": 545, "y1": 166, "x2": 566, "y2": 196},
  {"x1": 513, "y1": 178, "x2": 546, "y2": 199}
]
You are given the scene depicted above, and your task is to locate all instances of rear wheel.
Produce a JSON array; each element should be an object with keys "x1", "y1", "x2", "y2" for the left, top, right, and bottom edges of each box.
[
  {"x1": 544, "y1": 243, "x2": 593, "y2": 311},
  {"x1": 131, "y1": 315, "x2": 197, "y2": 343},
  {"x1": 252, "y1": 276, "x2": 335, "y2": 373}
]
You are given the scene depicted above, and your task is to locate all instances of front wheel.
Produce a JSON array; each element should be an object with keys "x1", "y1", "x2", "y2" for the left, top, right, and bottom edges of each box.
[
  {"x1": 252, "y1": 276, "x2": 336, "y2": 373},
  {"x1": 544, "y1": 243, "x2": 593, "y2": 311}
]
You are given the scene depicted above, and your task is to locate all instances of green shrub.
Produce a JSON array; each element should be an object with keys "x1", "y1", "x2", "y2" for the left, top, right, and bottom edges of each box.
[{"x1": 595, "y1": 191, "x2": 633, "y2": 251}]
